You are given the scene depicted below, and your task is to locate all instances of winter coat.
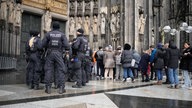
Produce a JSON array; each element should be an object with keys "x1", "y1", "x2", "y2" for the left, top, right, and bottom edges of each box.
[
  {"x1": 166, "y1": 43, "x2": 180, "y2": 68},
  {"x1": 149, "y1": 48, "x2": 157, "y2": 63},
  {"x1": 132, "y1": 51, "x2": 141, "y2": 68},
  {"x1": 180, "y1": 47, "x2": 191, "y2": 70},
  {"x1": 121, "y1": 50, "x2": 133, "y2": 68},
  {"x1": 115, "y1": 50, "x2": 122, "y2": 65},
  {"x1": 139, "y1": 53, "x2": 150, "y2": 73},
  {"x1": 154, "y1": 48, "x2": 166, "y2": 70},
  {"x1": 103, "y1": 50, "x2": 115, "y2": 68}
]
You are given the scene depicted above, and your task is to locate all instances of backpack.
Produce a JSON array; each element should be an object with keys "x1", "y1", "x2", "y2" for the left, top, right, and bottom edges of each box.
[
  {"x1": 80, "y1": 37, "x2": 88, "y2": 52},
  {"x1": 96, "y1": 50, "x2": 104, "y2": 60}
]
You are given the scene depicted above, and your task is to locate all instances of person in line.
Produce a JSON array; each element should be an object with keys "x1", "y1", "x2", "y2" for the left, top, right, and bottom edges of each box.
[
  {"x1": 114, "y1": 46, "x2": 123, "y2": 81},
  {"x1": 154, "y1": 43, "x2": 166, "y2": 85},
  {"x1": 94, "y1": 46, "x2": 105, "y2": 80},
  {"x1": 180, "y1": 42, "x2": 192, "y2": 89},
  {"x1": 103, "y1": 45, "x2": 115, "y2": 80},
  {"x1": 166, "y1": 40, "x2": 180, "y2": 89},
  {"x1": 139, "y1": 49, "x2": 150, "y2": 82},
  {"x1": 121, "y1": 43, "x2": 134, "y2": 82}
]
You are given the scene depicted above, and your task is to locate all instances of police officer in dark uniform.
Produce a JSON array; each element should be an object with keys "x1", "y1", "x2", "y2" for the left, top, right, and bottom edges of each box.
[
  {"x1": 26, "y1": 31, "x2": 42, "y2": 90},
  {"x1": 71, "y1": 28, "x2": 88, "y2": 88},
  {"x1": 42, "y1": 22, "x2": 70, "y2": 94}
]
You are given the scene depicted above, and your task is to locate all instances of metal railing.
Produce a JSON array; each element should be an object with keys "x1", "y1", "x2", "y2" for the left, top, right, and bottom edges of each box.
[{"x1": 0, "y1": 56, "x2": 17, "y2": 69}]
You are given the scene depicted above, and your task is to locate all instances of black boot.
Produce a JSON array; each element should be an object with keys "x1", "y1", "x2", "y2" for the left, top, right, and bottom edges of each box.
[
  {"x1": 34, "y1": 85, "x2": 39, "y2": 90},
  {"x1": 45, "y1": 86, "x2": 51, "y2": 94},
  {"x1": 72, "y1": 85, "x2": 82, "y2": 88},
  {"x1": 131, "y1": 77, "x2": 134, "y2": 83},
  {"x1": 29, "y1": 83, "x2": 34, "y2": 89},
  {"x1": 58, "y1": 86, "x2": 66, "y2": 94}
]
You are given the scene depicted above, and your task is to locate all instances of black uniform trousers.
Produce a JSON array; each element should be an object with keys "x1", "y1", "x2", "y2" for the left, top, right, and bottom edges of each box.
[{"x1": 44, "y1": 50, "x2": 66, "y2": 88}]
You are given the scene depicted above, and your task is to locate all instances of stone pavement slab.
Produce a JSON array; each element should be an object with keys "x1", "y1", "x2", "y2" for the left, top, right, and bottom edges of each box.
[{"x1": 0, "y1": 79, "x2": 154, "y2": 106}]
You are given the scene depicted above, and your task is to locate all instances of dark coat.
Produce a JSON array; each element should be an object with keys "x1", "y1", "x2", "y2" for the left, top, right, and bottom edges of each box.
[
  {"x1": 139, "y1": 53, "x2": 150, "y2": 73},
  {"x1": 166, "y1": 43, "x2": 180, "y2": 68},
  {"x1": 154, "y1": 48, "x2": 166, "y2": 70},
  {"x1": 179, "y1": 47, "x2": 191, "y2": 70},
  {"x1": 188, "y1": 48, "x2": 192, "y2": 72},
  {"x1": 121, "y1": 50, "x2": 133, "y2": 68}
]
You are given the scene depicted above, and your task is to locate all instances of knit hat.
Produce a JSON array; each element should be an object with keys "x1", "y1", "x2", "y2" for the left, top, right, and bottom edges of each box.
[{"x1": 157, "y1": 43, "x2": 162, "y2": 49}]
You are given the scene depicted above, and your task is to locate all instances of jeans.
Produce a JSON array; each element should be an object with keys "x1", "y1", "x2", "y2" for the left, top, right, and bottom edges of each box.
[
  {"x1": 123, "y1": 68, "x2": 133, "y2": 78},
  {"x1": 116, "y1": 65, "x2": 123, "y2": 80},
  {"x1": 183, "y1": 70, "x2": 191, "y2": 87},
  {"x1": 168, "y1": 68, "x2": 179, "y2": 86},
  {"x1": 157, "y1": 69, "x2": 163, "y2": 81}
]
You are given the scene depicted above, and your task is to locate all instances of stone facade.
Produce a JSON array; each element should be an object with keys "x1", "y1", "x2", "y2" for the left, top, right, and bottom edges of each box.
[
  {"x1": 0, "y1": 0, "x2": 68, "y2": 84},
  {"x1": 1, "y1": 0, "x2": 192, "y2": 84}
]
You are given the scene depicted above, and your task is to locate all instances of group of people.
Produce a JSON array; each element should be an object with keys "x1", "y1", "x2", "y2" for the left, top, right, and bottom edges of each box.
[
  {"x1": 136, "y1": 41, "x2": 192, "y2": 89},
  {"x1": 26, "y1": 22, "x2": 92, "y2": 94},
  {"x1": 94, "y1": 40, "x2": 192, "y2": 90},
  {"x1": 25, "y1": 22, "x2": 192, "y2": 95}
]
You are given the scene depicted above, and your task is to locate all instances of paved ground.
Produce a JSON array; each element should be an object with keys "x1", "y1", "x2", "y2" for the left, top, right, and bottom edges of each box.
[{"x1": 0, "y1": 76, "x2": 191, "y2": 108}]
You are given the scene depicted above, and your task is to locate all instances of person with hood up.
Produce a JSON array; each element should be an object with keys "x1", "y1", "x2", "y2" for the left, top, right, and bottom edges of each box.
[
  {"x1": 166, "y1": 40, "x2": 180, "y2": 89},
  {"x1": 154, "y1": 43, "x2": 166, "y2": 85},
  {"x1": 121, "y1": 43, "x2": 134, "y2": 82}
]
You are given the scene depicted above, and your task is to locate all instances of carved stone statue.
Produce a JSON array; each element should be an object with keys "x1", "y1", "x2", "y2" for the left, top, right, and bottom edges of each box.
[
  {"x1": 100, "y1": 13, "x2": 106, "y2": 34},
  {"x1": 44, "y1": 10, "x2": 52, "y2": 32},
  {"x1": 83, "y1": 16, "x2": 90, "y2": 35},
  {"x1": 110, "y1": 13, "x2": 116, "y2": 35},
  {"x1": 69, "y1": 2, "x2": 75, "y2": 16},
  {"x1": 77, "y1": 2, "x2": 83, "y2": 16},
  {"x1": 138, "y1": 14, "x2": 146, "y2": 35},
  {"x1": 116, "y1": 12, "x2": 120, "y2": 33},
  {"x1": 0, "y1": 0, "x2": 7, "y2": 20},
  {"x1": 92, "y1": 15, "x2": 98, "y2": 35},
  {"x1": 85, "y1": 2, "x2": 90, "y2": 10},
  {"x1": 15, "y1": 3, "x2": 23, "y2": 27},
  {"x1": 8, "y1": 0, "x2": 15, "y2": 24},
  {"x1": 76, "y1": 17, "x2": 82, "y2": 30},
  {"x1": 69, "y1": 17, "x2": 75, "y2": 35},
  {"x1": 84, "y1": 2, "x2": 91, "y2": 15}
]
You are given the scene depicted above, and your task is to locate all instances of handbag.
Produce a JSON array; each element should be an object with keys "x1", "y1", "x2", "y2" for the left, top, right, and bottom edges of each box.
[{"x1": 131, "y1": 59, "x2": 136, "y2": 67}]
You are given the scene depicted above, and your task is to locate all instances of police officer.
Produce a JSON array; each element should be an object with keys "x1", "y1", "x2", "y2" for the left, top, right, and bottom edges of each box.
[
  {"x1": 26, "y1": 30, "x2": 42, "y2": 90},
  {"x1": 42, "y1": 22, "x2": 70, "y2": 94},
  {"x1": 71, "y1": 28, "x2": 88, "y2": 88}
]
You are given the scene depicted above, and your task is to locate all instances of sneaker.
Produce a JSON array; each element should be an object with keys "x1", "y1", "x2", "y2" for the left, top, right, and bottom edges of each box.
[
  {"x1": 122, "y1": 79, "x2": 126, "y2": 82},
  {"x1": 181, "y1": 85, "x2": 187, "y2": 88},
  {"x1": 113, "y1": 79, "x2": 116, "y2": 82},
  {"x1": 175, "y1": 84, "x2": 180, "y2": 89},
  {"x1": 168, "y1": 85, "x2": 175, "y2": 89},
  {"x1": 188, "y1": 87, "x2": 192, "y2": 90}
]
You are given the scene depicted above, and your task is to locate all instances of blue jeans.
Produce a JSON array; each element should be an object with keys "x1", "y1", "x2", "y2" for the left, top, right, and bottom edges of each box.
[
  {"x1": 123, "y1": 68, "x2": 133, "y2": 78},
  {"x1": 157, "y1": 69, "x2": 163, "y2": 80},
  {"x1": 183, "y1": 70, "x2": 191, "y2": 87},
  {"x1": 168, "y1": 68, "x2": 179, "y2": 86}
]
